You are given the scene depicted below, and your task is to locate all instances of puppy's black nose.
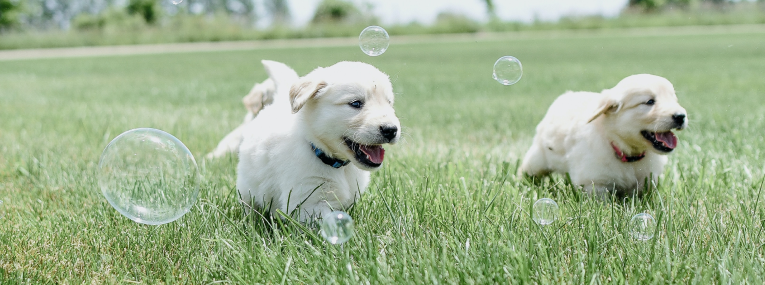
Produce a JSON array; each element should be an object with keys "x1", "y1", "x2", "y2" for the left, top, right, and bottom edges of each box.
[
  {"x1": 672, "y1": 113, "x2": 686, "y2": 125},
  {"x1": 380, "y1": 125, "x2": 398, "y2": 141}
]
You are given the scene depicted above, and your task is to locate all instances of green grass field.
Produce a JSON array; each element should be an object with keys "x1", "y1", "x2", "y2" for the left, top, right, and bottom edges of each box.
[{"x1": 2, "y1": 26, "x2": 765, "y2": 283}]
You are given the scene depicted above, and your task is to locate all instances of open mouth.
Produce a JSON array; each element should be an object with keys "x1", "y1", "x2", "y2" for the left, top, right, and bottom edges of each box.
[
  {"x1": 344, "y1": 138, "x2": 385, "y2": 168},
  {"x1": 641, "y1": 130, "x2": 677, "y2": 152}
]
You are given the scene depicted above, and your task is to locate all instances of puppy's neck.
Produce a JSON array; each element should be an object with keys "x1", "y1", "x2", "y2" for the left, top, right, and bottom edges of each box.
[
  {"x1": 301, "y1": 132, "x2": 347, "y2": 161},
  {"x1": 593, "y1": 120, "x2": 647, "y2": 156},
  {"x1": 608, "y1": 137, "x2": 645, "y2": 158}
]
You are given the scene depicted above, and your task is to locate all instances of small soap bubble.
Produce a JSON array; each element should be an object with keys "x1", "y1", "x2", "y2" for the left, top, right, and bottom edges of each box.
[
  {"x1": 172, "y1": 0, "x2": 183, "y2": 4},
  {"x1": 629, "y1": 213, "x2": 657, "y2": 241},
  {"x1": 532, "y1": 198, "x2": 558, "y2": 226},
  {"x1": 320, "y1": 211, "x2": 355, "y2": 245},
  {"x1": 493, "y1": 56, "x2": 523, "y2": 85},
  {"x1": 98, "y1": 128, "x2": 200, "y2": 225},
  {"x1": 359, "y1": 26, "x2": 390, "y2": 56}
]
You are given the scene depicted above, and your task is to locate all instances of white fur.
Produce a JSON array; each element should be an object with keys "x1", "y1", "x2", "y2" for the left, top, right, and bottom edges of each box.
[
  {"x1": 207, "y1": 61, "x2": 294, "y2": 159},
  {"x1": 236, "y1": 61, "x2": 400, "y2": 222},
  {"x1": 519, "y1": 74, "x2": 688, "y2": 197}
]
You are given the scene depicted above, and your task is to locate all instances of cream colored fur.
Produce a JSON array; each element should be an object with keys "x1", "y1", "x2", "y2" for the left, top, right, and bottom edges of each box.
[
  {"x1": 519, "y1": 74, "x2": 688, "y2": 197},
  {"x1": 207, "y1": 61, "x2": 289, "y2": 159},
  {"x1": 236, "y1": 61, "x2": 400, "y2": 222}
]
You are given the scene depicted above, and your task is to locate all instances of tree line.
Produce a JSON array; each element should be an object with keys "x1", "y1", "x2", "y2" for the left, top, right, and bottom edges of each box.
[
  {"x1": 0, "y1": 0, "x2": 756, "y2": 33},
  {"x1": 0, "y1": 0, "x2": 289, "y2": 31}
]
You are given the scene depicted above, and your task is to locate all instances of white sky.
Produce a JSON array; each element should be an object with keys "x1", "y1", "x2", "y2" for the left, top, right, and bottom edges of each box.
[{"x1": 276, "y1": 0, "x2": 630, "y2": 27}]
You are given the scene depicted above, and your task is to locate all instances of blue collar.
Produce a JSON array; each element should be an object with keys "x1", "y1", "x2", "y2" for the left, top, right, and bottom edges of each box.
[{"x1": 311, "y1": 143, "x2": 350, "y2": 168}]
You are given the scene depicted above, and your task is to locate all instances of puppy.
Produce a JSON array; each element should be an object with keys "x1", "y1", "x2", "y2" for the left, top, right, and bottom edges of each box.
[
  {"x1": 206, "y1": 61, "x2": 291, "y2": 159},
  {"x1": 237, "y1": 61, "x2": 400, "y2": 222},
  {"x1": 519, "y1": 74, "x2": 687, "y2": 197}
]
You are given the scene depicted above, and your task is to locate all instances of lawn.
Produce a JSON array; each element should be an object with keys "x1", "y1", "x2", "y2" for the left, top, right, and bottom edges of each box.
[{"x1": 1, "y1": 26, "x2": 765, "y2": 283}]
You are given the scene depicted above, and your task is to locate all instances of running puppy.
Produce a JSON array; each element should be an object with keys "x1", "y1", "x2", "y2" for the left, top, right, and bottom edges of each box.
[
  {"x1": 237, "y1": 61, "x2": 400, "y2": 221},
  {"x1": 519, "y1": 74, "x2": 687, "y2": 197}
]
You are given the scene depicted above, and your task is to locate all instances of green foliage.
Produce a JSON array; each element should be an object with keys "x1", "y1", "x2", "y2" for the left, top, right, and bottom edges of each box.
[
  {"x1": 483, "y1": 0, "x2": 496, "y2": 18},
  {"x1": 0, "y1": 0, "x2": 21, "y2": 30},
  {"x1": 264, "y1": 0, "x2": 291, "y2": 25},
  {"x1": 127, "y1": 0, "x2": 159, "y2": 24},
  {"x1": 73, "y1": 9, "x2": 148, "y2": 32},
  {"x1": 628, "y1": 0, "x2": 732, "y2": 12},
  {"x1": 430, "y1": 12, "x2": 481, "y2": 34},
  {"x1": 630, "y1": 0, "x2": 667, "y2": 11},
  {"x1": 1, "y1": 27, "x2": 765, "y2": 283},
  {"x1": 2, "y1": 2, "x2": 765, "y2": 50},
  {"x1": 311, "y1": 0, "x2": 363, "y2": 24}
]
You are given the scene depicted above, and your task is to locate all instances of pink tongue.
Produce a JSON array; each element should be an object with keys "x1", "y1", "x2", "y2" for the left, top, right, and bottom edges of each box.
[
  {"x1": 359, "y1": 145, "x2": 385, "y2": 164},
  {"x1": 655, "y1": 131, "x2": 677, "y2": 149}
]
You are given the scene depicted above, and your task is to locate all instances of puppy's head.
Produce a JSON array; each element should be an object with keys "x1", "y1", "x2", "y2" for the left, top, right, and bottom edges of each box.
[
  {"x1": 588, "y1": 74, "x2": 687, "y2": 154},
  {"x1": 289, "y1": 61, "x2": 400, "y2": 170}
]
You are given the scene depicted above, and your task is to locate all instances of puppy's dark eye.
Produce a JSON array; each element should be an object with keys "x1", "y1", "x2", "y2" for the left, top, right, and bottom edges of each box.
[
  {"x1": 348, "y1": 100, "x2": 363, "y2": 109},
  {"x1": 645, "y1": 99, "x2": 655, "y2": 106}
]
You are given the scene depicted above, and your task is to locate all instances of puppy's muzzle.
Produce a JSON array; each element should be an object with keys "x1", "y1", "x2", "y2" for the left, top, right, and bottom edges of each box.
[
  {"x1": 672, "y1": 113, "x2": 685, "y2": 127},
  {"x1": 380, "y1": 125, "x2": 398, "y2": 142}
]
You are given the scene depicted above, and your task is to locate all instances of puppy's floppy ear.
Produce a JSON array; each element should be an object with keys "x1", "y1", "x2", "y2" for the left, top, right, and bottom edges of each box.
[
  {"x1": 289, "y1": 78, "x2": 327, "y2": 113},
  {"x1": 587, "y1": 95, "x2": 622, "y2": 123}
]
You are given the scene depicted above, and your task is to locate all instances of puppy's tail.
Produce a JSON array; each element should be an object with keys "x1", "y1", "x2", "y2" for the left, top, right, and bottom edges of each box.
[{"x1": 262, "y1": 60, "x2": 299, "y2": 93}]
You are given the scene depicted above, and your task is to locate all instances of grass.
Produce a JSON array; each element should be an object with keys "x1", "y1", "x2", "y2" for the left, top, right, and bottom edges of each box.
[{"x1": 1, "y1": 26, "x2": 765, "y2": 283}]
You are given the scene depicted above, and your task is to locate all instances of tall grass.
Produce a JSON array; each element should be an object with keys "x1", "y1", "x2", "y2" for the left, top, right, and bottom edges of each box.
[{"x1": 1, "y1": 27, "x2": 765, "y2": 283}]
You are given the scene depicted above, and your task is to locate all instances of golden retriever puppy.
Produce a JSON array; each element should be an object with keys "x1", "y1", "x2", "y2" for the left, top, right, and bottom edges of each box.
[
  {"x1": 237, "y1": 61, "x2": 400, "y2": 222},
  {"x1": 519, "y1": 74, "x2": 687, "y2": 197},
  {"x1": 206, "y1": 61, "x2": 295, "y2": 159}
]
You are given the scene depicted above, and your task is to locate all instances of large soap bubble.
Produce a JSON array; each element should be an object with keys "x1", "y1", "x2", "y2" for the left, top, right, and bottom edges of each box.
[
  {"x1": 98, "y1": 128, "x2": 200, "y2": 225},
  {"x1": 359, "y1": 26, "x2": 390, "y2": 56},
  {"x1": 493, "y1": 56, "x2": 523, "y2": 85}
]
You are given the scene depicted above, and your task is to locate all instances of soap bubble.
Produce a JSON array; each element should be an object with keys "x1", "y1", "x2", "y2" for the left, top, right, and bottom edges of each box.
[
  {"x1": 629, "y1": 213, "x2": 657, "y2": 241},
  {"x1": 98, "y1": 128, "x2": 200, "y2": 225},
  {"x1": 532, "y1": 198, "x2": 558, "y2": 226},
  {"x1": 493, "y1": 56, "x2": 523, "y2": 85},
  {"x1": 172, "y1": 0, "x2": 183, "y2": 4},
  {"x1": 320, "y1": 211, "x2": 355, "y2": 245},
  {"x1": 359, "y1": 26, "x2": 390, "y2": 56}
]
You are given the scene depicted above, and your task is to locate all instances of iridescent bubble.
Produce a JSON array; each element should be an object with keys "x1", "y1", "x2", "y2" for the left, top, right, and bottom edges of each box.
[
  {"x1": 172, "y1": 0, "x2": 183, "y2": 4},
  {"x1": 320, "y1": 211, "x2": 355, "y2": 245},
  {"x1": 359, "y1": 26, "x2": 390, "y2": 56},
  {"x1": 629, "y1": 213, "x2": 657, "y2": 241},
  {"x1": 532, "y1": 198, "x2": 559, "y2": 226},
  {"x1": 493, "y1": 56, "x2": 523, "y2": 85},
  {"x1": 98, "y1": 128, "x2": 200, "y2": 225}
]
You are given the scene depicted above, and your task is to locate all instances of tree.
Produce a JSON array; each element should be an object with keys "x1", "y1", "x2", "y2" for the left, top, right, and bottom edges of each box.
[
  {"x1": 628, "y1": 0, "x2": 730, "y2": 12},
  {"x1": 0, "y1": 0, "x2": 21, "y2": 30},
  {"x1": 127, "y1": 0, "x2": 159, "y2": 24},
  {"x1": 264, "y1": 0, "x2": 290, "y2": 25},
  {"x1": 481, "y1": 0, "x2": 496, "y2": 20},
  {"x1": 628, "y1": 0, "x2": 666, "y2": 11},
  {"x1": 311, "y1": 0, "x2": 361, "y2": 24}
]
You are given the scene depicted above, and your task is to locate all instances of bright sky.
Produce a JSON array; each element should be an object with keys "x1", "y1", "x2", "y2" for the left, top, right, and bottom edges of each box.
[{"x1": 277, "y1": 0, "x2": 630, "y2": 27}]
